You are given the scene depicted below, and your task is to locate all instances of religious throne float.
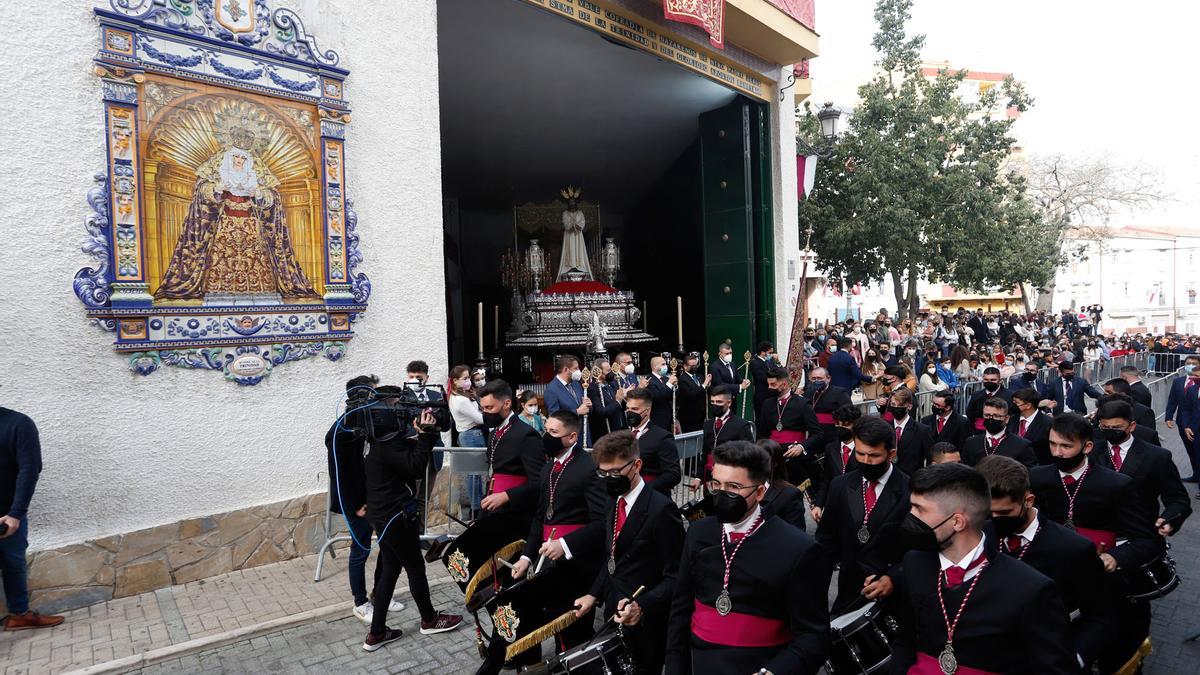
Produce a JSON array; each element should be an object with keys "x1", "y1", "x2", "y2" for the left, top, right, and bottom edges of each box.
[{"x1": 500, "y1": 187, "x2": 654, "y2": 357}]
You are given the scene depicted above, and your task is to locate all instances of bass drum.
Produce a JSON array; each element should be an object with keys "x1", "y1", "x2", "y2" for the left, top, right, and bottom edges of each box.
[
  {"x1": 825, "y1": 601, "x2": 896, "y2": 675},
  {"x1": 434, "y1": 513, "x2": 526, "y2": 607}
]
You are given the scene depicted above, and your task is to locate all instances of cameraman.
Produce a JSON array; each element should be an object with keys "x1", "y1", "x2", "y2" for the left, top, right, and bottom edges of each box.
[
  {"x1": 360, "y1": 388, "x2": 462, "y2": 651},
  {"x1": 326, "y1": 375, "x2": 408, "y2": 625}
]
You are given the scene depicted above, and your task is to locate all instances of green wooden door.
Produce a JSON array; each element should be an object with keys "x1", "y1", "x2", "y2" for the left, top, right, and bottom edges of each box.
[{"x1": 699, "y1": 98, "x2": 774, "y2": 415}]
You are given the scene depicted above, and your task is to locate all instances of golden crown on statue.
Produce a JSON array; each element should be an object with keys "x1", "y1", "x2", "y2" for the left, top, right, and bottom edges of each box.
[{"x1": 559, "y1": 185, "x2": 582, "y2": 200}]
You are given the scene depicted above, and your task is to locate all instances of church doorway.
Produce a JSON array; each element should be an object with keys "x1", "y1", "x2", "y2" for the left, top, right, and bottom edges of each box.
[{"x1": 437, "y1": 0, "x2": 775, "y2": 384}]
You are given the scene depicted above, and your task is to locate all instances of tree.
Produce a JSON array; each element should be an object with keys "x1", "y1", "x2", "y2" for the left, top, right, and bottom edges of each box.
[
  {"x1": 798, "y1": 0, "x2": 1060, "y2": 319},
  {"x1": 1024, "y1": 153, "x2": 1169, "y2": 311}
]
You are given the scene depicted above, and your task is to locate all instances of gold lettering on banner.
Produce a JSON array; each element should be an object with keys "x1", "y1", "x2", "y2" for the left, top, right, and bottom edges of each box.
[{"x1": 519, "y1": 0, "x2": 767, "y2": 100}]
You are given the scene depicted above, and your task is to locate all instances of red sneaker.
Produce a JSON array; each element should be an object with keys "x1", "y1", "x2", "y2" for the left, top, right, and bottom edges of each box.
[
  {"x1": 419, "y1": 612, "x2": 463, "y2": 635},
  {"x1": 362, "y1": 627, "x2": 403, "y2": 652}
]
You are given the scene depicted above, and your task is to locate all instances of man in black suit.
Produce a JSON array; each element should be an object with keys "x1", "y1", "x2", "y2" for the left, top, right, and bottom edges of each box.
[
  {"x1": 1043, "y1": 360, "x2": 1103, "y2": 415},
  {"x1": 887, "y1": 387, "x2": 933, "y2": 475},
  {"x1": 574, "y1": 431, "x2": 685, "y2": 674},
  {"x1": 962, "y1": 397, "x2": 1036, "y2": 467},
  {"x1": 748, "y1": 342, "x2": 776, "y2": 418},
  {"x1": 812, "y1": 404, "x2": 861, "y2": 517},
  {"x1": 967, "y1": 308, "x2": 990, "y2": 344},
  {"x1": 922, "y1": 390, "x2": 969, "y2": 451},
  {"x1": 886, "y1": 463, "x2": 1078, "y2": 674},
  {"x1": 1093, "y1": 400, "x2": 1191, "y2": 536},
  {"x1": 689, "y1": 385, "x2": 754, "y2": 490},
  {"x1": 675, "y1": 353, "x2": 709, "y2": 433},
  {"x1": 1008, "y1": 360, "x2": 1045, "y2": 395},
  {"x1": 586, "y1": 357, "x2": 625, "y2": 439},
  {"x1": 666, "y1": 441, "x2": 830, "y2": 675},
  {"x1": 977, "y1": 455, "x2": 1117, "y2": 670},
  {"x1": 1120, "y1": 365, "x2": 1153, "y2": 408},
  {"x1": 815, "y1": 416, "x2": 911, "y2": 615},
  {"x1": 757, "y1": 366, "x2": 825, "y2": 484},
  {"x1": 801, "y1": 367, "x2": 851, "y2": 437},
  {"x1": 623, "y1": 388, "x2": 681, "y2": 495},
  {"x1": 478, "y1": 381, "x2": 546, "y2": 524},
  {"x1": 1102, "y1": 379, "x2": 1156, "y2": 429},
  {"x1": 1009, "y1": 387, "x2": 1052, "y2": 464},
  {"x1": 965, "y1": 367, "x2": 1012, "y2": 433},
  {"x1": 1094, "y1": 392, "x2": 1161, "y2": 446},
  {"x1": 708, "y1": 342, "x2": 749, "y2": 392},
  {"x1": 1031, "y1": 413, "x2": 1163, "y2": 673},
  {"x1": 502, "y1": 412, "x2": 607, "y2": 668},
  {"x1": 645, "y1": 356, "x2": 678, "y2": 432}
]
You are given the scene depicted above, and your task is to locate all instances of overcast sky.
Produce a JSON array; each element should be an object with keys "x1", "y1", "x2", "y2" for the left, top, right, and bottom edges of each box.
[{"x1": 807, "y1": 0, "x2": 1199, "y2": 227}]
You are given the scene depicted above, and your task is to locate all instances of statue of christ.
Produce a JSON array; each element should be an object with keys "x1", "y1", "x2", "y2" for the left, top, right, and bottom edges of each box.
[{"x1": 556, "y1": 188, "x2": 593, "y2": 282}]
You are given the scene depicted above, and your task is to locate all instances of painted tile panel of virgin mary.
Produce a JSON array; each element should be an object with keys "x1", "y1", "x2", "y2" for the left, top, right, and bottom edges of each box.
[{"x1": 141, "y1": 78, "x2": 325, "y2": 306}]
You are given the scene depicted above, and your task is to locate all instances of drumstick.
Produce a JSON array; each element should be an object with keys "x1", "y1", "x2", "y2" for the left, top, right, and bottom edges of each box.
[
  {"x1": 534, "y1": 527, "x2": 557, "y2": 577},
  {"x1": 615, "y1": 585, "x2": 646, "y2": 615}
]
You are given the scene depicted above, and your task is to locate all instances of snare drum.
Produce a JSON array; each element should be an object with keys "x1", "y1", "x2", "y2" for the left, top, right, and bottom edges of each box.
[
  {"x1": 825, "y1": 601, "x2": 895, "y2": 675},
  {"x1": 556, "y1": 629, "x2": 636, "y2": 674},
  {"x1": 1125, "y1": 552, "x2": 1180, "y2": 601}
]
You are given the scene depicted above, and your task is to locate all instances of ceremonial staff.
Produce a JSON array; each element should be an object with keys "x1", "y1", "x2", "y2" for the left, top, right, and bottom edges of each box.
[
  {"x1": 740, "y1": 350, "x2": 752, "y2": 418},
  {"x1": 702, "y1": 350, "x2": 710, "y2": 419},
  {"x1": 591, "y1": 365, "x2": 611, "y2": 435},
  {"x1": 580, "y1": 367, "x2": 592, "y2": 449}
]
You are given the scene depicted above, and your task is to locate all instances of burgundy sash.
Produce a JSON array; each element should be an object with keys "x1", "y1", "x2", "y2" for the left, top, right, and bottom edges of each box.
[
  {"x1": 816, "y1": 412, "x2": 835, "y2": 425},
  {"x1": 770, "y1": 430, "x2": 808, "y2": 444},
  {"x1": 543, "y1": 523, "x2": 586, "y2": 540},
  {"x1": 691, "y1": 600, "x2": 790, "y2": 647},
  {"x1": 1075, "y1": 527, "x2": 1117, "y2": 552},
  {"x1": 490, "y1": 473, "x2": 527, "y2": 495},
  {"x1": 910, "y1": 652, "x2": 997, "y2": 675}
]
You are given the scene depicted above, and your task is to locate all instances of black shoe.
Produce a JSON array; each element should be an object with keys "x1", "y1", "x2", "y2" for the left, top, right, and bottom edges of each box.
[
  {"x1": 474, "y1": 659, "x2": 501, "y2": 675},
  {"x1": 363, "y1": 627, "x2": 403, "y2": 652},
  {"x1": 1183, "y1": 475, "x2": 1198, "y2": 483}
]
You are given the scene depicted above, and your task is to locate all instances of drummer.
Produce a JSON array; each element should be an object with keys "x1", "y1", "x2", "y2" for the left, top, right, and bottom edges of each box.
[
  {"x1": 976, "y1": 455, "x2": 1117, "y2": 671},
  {"x1": 574, "y1": 430, "x2": 686, "y2": 674},
  {"x1": 510, "y1": 411, "x2": 608, "y2": 650},
  {"x1": 755, "y1": 366, "x2": 825, "y2": 486},
  {"x1": 814, "y1": 416, "x2": 911, "y2": 615},
  {"x1": 665, "y1": 441, "x2": 830, "y2": 675},
  {"x1": 1029, "y1": 413, "x2": 1162, "y2": 673},
  {"x1": 887, "y1": 463, "x2": 1078, "y2": 673}
]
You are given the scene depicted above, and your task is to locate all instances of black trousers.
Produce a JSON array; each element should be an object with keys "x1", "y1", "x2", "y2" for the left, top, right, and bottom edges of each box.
[{"x1": 369, "y1": 520, "x2": 435, "y2": 635}]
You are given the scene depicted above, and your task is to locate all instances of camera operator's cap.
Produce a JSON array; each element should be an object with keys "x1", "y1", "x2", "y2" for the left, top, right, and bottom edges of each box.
[{"x1": 375, "y1": 385, "x2": 406, "y2": 397}]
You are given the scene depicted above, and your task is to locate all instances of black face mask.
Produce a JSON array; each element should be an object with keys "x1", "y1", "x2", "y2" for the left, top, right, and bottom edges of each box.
[
  {"x1": 602, "y1": 473, "x2": 632, "y2": 497},
  {"x1": 1101, "y1": 428, "x2": 1129, "y2": 446},
  {"x1": 983, "y1": 418, "x2": 1006, "y2": 435},
  {"x1": 931, "y1": 405, "x2": 950, "y2": 415},
  {"x1": 982, "y1": 382, "x2": 1000, "y2": 393},
  {"x1": 859, "y1": 460, "x2": 889, "y2": 481},
  {"x1": 542, "y1": 433, "x2": 569, "y2": 458},
  {"x1": 625, "y1": 410, "x2": 643, "y2": 429},
  {"x1": 711, "y1": 490, "x2": 751, "y2": 524},
  {"x1": 889, "y1": 406, "x2": 909, "y2": 421},
  {"x1": 836, "y1": 427, "x2": 854, "y2": 443},
  {"x1": 991, "y1": 504, "x2": 1028, "y2": 539},
  {"x1": 899, "y1": 512, "x2": 955, "y2": 552},
  {"x1": 709, "y1": 404, "x2": 728, "y2": 419},
  {"x1": 1022, "y1": 372, "x2": 1037, "y2": 382},
  {"x1": 482, "y1": 410, "x2": 506, "y2": 429},
  {"x1": 1053, "y1": 452, "x2": 1087, "y2": 473}
]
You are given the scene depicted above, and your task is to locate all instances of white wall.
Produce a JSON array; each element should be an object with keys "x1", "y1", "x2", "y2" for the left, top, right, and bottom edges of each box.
[{"x1": 0, "y1": 1, "x2": 445, "y2": 550}]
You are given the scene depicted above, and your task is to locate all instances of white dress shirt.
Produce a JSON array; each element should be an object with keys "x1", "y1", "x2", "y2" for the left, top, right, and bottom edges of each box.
[
  {"x1": 723, "y1": 505, "x2": 764, "y2": 538},
  {"x1": 939, "y1": 533, "x2": 988, "y2": 582},
  {"x1": 619, "y1": 474, "x2": 647, "y2": 520}
]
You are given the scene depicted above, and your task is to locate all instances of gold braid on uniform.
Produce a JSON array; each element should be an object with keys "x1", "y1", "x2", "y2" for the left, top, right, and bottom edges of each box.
[
  {"x1": 463, "y1": 540, "x2": 525, "y2": 607},
  {"x1": 505, "y1": 610, "x2": 580, "y2": 662}
]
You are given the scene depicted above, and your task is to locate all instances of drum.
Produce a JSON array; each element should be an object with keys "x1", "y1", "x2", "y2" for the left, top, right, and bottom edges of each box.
[
  {"x1": 480, "y1": 565, "x2": 578, "y2": 666},
  {"x1": 1124, "y1": 552, "x2": 1180, "y2": 601},
  {"x1": 824, "y1": 601, "x2": 895, "y2": 675},
  {"x1": 680, "y1": 494, "x2": 711, "y2": 523},
  {"x1": 435, "y1": 513, "x2": 525, "y2": 598},
  {"x1": 555, "y1": 627, "x2": 636, "y2": 674}
]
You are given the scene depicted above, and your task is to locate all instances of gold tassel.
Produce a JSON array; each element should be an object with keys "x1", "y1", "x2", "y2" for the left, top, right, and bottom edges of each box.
[
  {"x1": 1114, "y1": 638, "x2": 1152, "y2": 675},
  {"x1": 463, "y1": 539, "x2": 525, "y2": 607},
  {"x1": 505, "y1": 610, "x2": 579, "y2": 662}
]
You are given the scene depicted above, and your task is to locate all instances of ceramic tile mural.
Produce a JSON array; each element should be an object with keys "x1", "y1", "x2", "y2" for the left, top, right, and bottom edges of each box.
[{"x1": 79, "y1": 0, "x2": 369, "y2": 384}]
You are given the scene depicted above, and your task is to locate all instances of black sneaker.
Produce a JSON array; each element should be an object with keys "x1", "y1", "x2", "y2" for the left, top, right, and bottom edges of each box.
[
  {"x1": 363, "y1": 627, "x2": 403, "y2": 652},
  {"x1": 420, "y1": 612, "x2": 463, "y2": 635}
]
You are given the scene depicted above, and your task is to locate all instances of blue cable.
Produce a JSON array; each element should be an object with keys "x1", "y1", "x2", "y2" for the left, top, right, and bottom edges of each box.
[{"x1": 329, "y1": 386, "x2": 421, "y2": 552}]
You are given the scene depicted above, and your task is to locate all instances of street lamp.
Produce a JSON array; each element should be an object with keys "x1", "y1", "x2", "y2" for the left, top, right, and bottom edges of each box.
[{"x1": 817, "y1": 102, "x2": 842, "y2": 140}]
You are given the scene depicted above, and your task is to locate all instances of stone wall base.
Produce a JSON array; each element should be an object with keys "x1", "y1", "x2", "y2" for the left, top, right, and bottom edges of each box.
[{"x1": 12, "y1": 493, "x2": 331, "y2": 615}]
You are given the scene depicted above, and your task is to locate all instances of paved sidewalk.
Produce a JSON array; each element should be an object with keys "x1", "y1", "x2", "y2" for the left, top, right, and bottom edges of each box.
[{"x1": 1, "y1": 543, "x2": 437, "y2": 675}]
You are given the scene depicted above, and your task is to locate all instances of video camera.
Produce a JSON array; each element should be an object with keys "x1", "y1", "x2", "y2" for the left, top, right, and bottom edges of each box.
[{"x1": 346, "y1": 381, "x2": 451, "y2": 442}]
